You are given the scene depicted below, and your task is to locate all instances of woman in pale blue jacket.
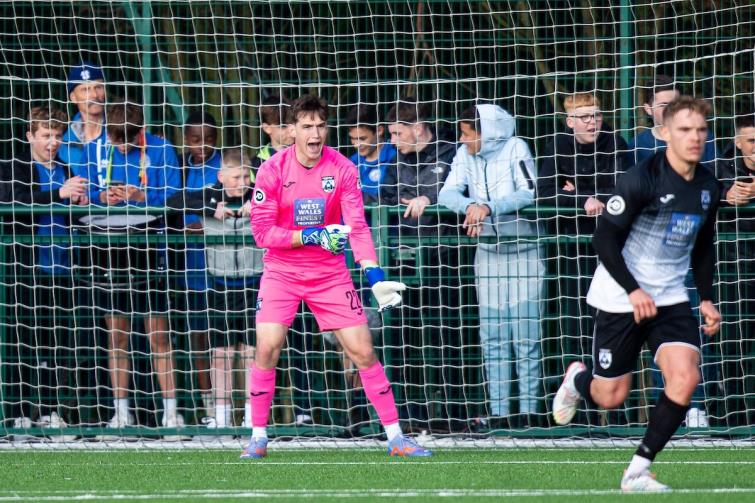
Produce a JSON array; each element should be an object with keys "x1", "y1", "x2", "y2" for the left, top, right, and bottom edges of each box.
[{"x1": 439, "y1": 104, "x2": 544, "y2": 427}]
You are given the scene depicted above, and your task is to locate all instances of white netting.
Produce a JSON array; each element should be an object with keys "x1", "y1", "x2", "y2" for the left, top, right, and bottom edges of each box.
[{"x1": 0, "y1": 1, "x2": 753, "y2": 446}]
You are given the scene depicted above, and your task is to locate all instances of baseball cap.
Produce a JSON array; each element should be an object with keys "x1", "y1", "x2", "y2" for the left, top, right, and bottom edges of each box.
[{"x1": 67, "y1": 62, "x2": 105, "y2": 95}]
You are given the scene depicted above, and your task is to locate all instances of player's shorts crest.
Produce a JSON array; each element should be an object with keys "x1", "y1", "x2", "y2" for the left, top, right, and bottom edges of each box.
[{"x1": 599, "y1": 348, "x2": 612, "y2": 369}]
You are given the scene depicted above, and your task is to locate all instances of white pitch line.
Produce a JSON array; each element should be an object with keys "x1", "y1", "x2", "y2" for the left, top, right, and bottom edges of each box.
[
  {"x1": 9, "y1": 460, "x2": 755, "y2": 467},
  {"x1": 1, "y1": 487, "x2": 755, "y2": 500}
]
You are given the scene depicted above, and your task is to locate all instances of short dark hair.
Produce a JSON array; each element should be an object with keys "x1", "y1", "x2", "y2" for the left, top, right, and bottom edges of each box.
[
  {"x1": 459, "y1": 105, "x2": 480, "y2": 132},
  {"x1": 345, "y1": 104, "x2": 379, "y2": 134},
  {"x1": 735, "y1": 113, "x2": 755, "y2": 131},
  {"x1": 290, "y1": 94, "x2": 328, "y2": 123},
  {"x1": 662, "y1": 95, "x2": 711, "y2": 124},
  {"x1": 386, "y1": 96, "x2": 431, "y2": 124},
  {"x1": 106, "y1": 101, "x2": 143, "y2": 144},
  {"x1": 28, "y1": 106, "x2": 68, "y2": 134},
  {"x1": 643, "y1": 75, "x2": 677, "y2": 105},
  {"x1": 185, "y1": 110, "x2": 217, "y2": 129},
  {"x1": 260, "y1": 95, "x2": 292, "y2": 126}
]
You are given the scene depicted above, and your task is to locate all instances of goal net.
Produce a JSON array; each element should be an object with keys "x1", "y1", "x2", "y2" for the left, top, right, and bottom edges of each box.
[{"x1": 0, "y1": 1, "x2": 753, "y2": 445}]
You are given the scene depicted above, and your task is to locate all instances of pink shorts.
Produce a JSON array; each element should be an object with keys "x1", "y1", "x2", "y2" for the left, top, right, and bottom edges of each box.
[{"x1": 255, "y1": 267, "x2": 367, "y2": 331}]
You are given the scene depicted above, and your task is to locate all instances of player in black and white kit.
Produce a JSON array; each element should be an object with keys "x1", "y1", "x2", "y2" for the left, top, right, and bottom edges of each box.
[{"x1": 552, "y1": 96, "x2": 722, "y2": 493}]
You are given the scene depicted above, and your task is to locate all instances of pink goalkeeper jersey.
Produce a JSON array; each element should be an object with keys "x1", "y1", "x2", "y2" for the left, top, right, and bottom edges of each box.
[{"x1": 250, "y1": 145, "x2": 377, "y2": 278}]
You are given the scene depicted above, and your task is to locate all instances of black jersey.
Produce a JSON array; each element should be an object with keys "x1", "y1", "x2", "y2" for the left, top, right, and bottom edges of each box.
[{"x1": 587, "y1": 152, "x2": 721, "y2": 313}]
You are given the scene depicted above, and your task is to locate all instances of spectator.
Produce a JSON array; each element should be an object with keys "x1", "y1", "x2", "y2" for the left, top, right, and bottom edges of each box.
[
  {"x1": 168, "y1": 148, "x2": 261, "y2": 438},
  {"x1": 58, "y1": 62, "x2": 107, "y2": 172},
  {"x1": 382, "y1": 96, "x2": 466, "y2": 432},
  {"x1": 173, "y1": 110, "x2": 221, "y2": 421},
  {"x1": 346, "y1": 103, "x2": 396, "y2": 205},
  {"x1": 77, "y1": 101, "x2": 185, "y2": 439},
  {"x1": 538, "y1": 93, "x2": 629, "y2": 424},
  {"x1": 714, "y1": 112, "x2": 755, "y2": 426},
  {"x1": 251, "y1": 95, "x2": 294, "y2": 170},
  {"x1": 4, "y1": 106, "x2": 88, "y2": 440},
  {"x1": 439, "y1": 104, "x2": 544, "y2": 429},
  {"x1": 628, "y1": 75, "x2": 718, "y2": 169}
]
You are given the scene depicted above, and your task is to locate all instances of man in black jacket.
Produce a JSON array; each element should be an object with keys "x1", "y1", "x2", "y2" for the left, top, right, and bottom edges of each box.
[
  {"x1": 3, "y1": 106, "x2": 88, "y2": 440},
  {"x1": 380, "y1": 97, "x2": 466, "y2": 432},
  {"x1": 714, "y1": 112, "x2": 755, "y2": 426},
  {"x1": 538, "y1": 94, "x2": 630, "y2": 409}
]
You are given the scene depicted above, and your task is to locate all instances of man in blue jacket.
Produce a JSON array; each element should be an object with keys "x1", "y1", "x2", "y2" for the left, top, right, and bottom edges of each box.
[
  {"x1": 58, "y1": 62, "x2": 107, "y2": 172},
  {"x1": 78, "y1": 101, "x2": 184, "y2": 439},
  {"x1": 439, "y1": 104, "x2": 544, "y2": 429}
]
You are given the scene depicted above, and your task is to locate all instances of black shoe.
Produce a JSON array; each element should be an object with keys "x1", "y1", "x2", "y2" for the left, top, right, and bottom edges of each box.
[{"x1": 486, "y1": 416, "x2": 511, "y2": 430}]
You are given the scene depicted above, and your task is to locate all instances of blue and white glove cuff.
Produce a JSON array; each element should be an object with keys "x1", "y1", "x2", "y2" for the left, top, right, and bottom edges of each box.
[
  {"x1": 364, "y1": 266, "x2": 385, "y2": 287},
  {"x1": 301, "y1": 227, "x2": 322, "y2": 246}
]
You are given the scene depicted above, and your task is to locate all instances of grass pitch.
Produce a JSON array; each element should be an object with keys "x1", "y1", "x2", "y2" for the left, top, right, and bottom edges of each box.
[{"x1": 0, "y1": 447, "x2": 753, "y2": 502}]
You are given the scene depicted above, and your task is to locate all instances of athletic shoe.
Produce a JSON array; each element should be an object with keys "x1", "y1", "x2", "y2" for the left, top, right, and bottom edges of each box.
[
  {"x1": 295, "y1": 414, "x2": 314, "y2": 426},
  {"x1": 240, "y1": 437, "x2": 269, "y2": 459},
  {"x1": 195, "y1": 416, "x2": 234, "y2": 442},
  {"x1": 620, "y1": 469, "x2": 670, "y2": 493},
  {"x1": 685, "y1": 407, "x2": 709, "y2": 428},
  {"x1": 387, "y1": 435, "x2": 433, "y2": 457},
  {"x1": 10, "y1": 416, "x2": 36, "y2": 442},
  {"x1": 39, "y1": 412, "x2": 77, "y2": 442},
  {"x1": 96, "y1": 411, "x2": 135, "y2": 440},
  {"x1": 162, "y1": 413, "x2": 190, "y2": 442},
  {"x1": 552, "y1": 361, "x2": 586, "y2": 425}
]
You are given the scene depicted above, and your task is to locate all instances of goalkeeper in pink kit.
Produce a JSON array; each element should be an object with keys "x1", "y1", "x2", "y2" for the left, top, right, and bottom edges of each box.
[{"x1": 241, "y1": 95, "x2": 431, "y2": 458}]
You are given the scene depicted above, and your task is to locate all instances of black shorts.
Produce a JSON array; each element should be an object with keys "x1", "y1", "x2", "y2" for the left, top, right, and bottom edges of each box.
[
  {"x1": 592, "y1": 302, "x2": 700, "y2": 378},
  {"x1": 90, "y1": 279, "x2": 170, "y2": 317},
  {"x1": 208, "y1": 282, "x2": 258, "y2": 348}
]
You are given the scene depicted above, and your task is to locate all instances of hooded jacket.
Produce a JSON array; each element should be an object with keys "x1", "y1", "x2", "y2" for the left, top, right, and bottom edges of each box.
[
  {"x1": 380, "y1": 131, "x2": 457, "y2": 235},
  {"x1": 438, "y1": 104, "x2": 537, "y2": 246},
  {"x1": 167, "y1": 182, "x2": 263, "y2": 280}
]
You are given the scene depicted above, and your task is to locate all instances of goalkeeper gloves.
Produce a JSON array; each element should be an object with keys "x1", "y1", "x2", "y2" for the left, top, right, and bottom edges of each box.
[
  {"x1": 301, "y1": 224, "x2": 351, "y2": 255},
  {"x1": 365, "y1": 266, "x2": 406, "y2": 312}
]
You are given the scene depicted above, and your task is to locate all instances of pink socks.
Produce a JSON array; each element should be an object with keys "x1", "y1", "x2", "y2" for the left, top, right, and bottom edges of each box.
[
  {"x1": 250, "y1": 365, "x2": 276, "y2": 428},
  {"x1": 359, "y1": 362, "x2": 399, "y2": 427}
]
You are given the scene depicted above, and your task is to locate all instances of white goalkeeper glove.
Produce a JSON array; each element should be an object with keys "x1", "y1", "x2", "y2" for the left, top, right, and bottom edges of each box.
[
  {"x1": 365, "y1": 266, "x2": 406, "y2": 312},
  {"x1": 301, "y1": 224, "x2": 352, "y2": 255}
]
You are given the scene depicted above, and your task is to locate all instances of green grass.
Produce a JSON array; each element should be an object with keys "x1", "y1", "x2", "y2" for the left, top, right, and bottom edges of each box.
[{"x1": 1, "y1": 447, "x2": 754, "y2": 502}]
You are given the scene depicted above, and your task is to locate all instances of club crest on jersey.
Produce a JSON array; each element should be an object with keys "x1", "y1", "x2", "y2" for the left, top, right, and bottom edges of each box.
[
  {"x1": 606, "y1": 195, "x2": 626, "y2": 215},
  {"x1": 321, "y1": 176, "x2": 335, "y2": 193},
  {"x1": 253, "y1": 188, "x2": 266, "y2": 204},
  {"x1": 701, "y1": 190, "x2": 711, "y2": 210},
  {"x1": 599, "y1": 348, "x2": 612, "y2": 369}
]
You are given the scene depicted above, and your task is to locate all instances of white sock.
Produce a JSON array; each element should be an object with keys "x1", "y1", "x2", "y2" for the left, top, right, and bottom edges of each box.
[
  {"x1": 252, "y1": 427, "x2": 268, "y2": 439},
  {"x1": 626, "y1": 455, "x2": 652, "y2": 477},
  {"x1": 163, "y1": 398, "x2": 178, "y2": 417},
  {"x1": 202, "y1": 392, "x2": 215, "y2": 418},
  {"x1": 215, "y1": 404, "x2": 231, "y2": 427},
  {"x1": 244, "y1": 403, "x2": 253, "y2": 426},
  {"x1": 384, "y1": 422, "x2": 402, "y2": 441},
  {"x1": 114, "y1": 398, "x2": 129, "y2": 416}
]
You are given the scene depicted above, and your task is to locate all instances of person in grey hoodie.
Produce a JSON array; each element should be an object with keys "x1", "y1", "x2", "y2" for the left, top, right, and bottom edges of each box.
[{"x1": 439, "y1": 104, "x2": 544, "y2": 429}]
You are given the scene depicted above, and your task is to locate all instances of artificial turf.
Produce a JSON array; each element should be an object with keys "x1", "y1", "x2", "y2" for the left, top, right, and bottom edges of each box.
[{"x1": 0, "y1": 447, "x2": 753, "y2": 502}]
